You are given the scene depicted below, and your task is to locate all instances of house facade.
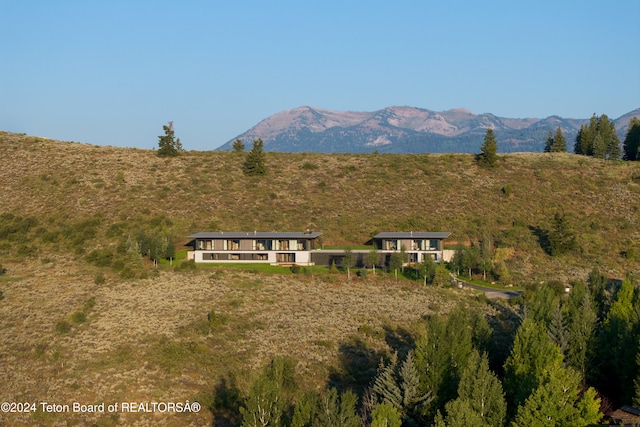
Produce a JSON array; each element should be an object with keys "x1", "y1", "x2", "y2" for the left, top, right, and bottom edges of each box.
[
  {"x1": 187, "y1": 230, "x2": 451, "y2": 267},
  {"x1": 187, "y1": 231, "x2": 322, "y2": 265},
  {"x1": 372, "y1": 232, "x2": 451, "y2": 263}
]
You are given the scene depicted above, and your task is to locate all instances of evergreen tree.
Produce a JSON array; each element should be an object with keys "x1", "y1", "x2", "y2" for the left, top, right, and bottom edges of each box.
[
  {"x1": 157, "y1": 121, "x2": 182, "y2": 156},
  {"x1": 240, "y1": 357, "x2": 295, "y2": 427},
  {"x1": 233, "y1": 139, "x2": 246, "y2": 152},
  {"x1": 564, "y1": 281, "x2": 597, "y2": 380},
  {"x1": 598, "y1": 275, "x2": 640, "y2": 405},
  {"x1": 512, "y1": 361, "x2": 601, "y2": 427},
  {"x1": 243, "y1": 138, "x2": 267, "y2": 176},
  {"x1": 291, "y1": 392, "x2": 318, "y2": 427},
  {"x1": 503, "y1": 317, "x2": 564, "y2": 412},
  {"x1": 544, "y1": 130, "x2": 554, "y2": 153},
  {"x1": 573, "y1": 114, "x2": 620, "y2": 159},
  {"x1": 313, "y1": 388, "x2": 360, "y2": 427},
  {"x1": 547, "y1": 211, "x2": 578, "y2": 256},
  {"x1": 478, "y1": 129, "x2": 498, "y2": 167},
  {"x1": 414, "y1": 307, "x2": 492, "y2": 417},
  {"x1": 370, "y1": 403, "x2": 402, "y2": 427},
  {"x1": 623, "y1": 117, "x2": 640, "y2": 161},
  {"x1": 372, "y1": 351, "x2": 432, "y2": 424},
  {"x1": 438, "y1": 350, "x2": 507, "y2": 427},
  {"x1": 552, "y1": 126, "x2": 567, "y2": 152}
]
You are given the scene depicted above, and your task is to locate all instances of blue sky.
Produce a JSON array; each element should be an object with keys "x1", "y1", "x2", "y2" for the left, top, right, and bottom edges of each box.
[{"x1": 2, "y1": 0, "x2": 639, "y2": 150}]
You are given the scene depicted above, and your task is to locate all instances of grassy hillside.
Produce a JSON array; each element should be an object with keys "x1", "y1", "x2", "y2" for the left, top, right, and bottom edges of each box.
[
  {"x1": 1, "y1": 131, "x2": 639, "y2": 425},
  {"x1": 1, "y1": 131, "x2": 639, "y2": 282}
]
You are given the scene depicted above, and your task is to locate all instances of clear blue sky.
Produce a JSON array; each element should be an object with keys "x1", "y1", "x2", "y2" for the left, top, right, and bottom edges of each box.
[{"x1": 2, "y1": 0, "x2": 639, "y2": 150}]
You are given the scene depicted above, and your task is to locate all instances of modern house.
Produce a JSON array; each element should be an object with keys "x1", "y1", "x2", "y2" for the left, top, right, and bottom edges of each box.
[
  {"x1": 372, "y1": 232, "x2": 451, "y2": 263},
  {"x1": 187, "y1": 230, "x2": 451, "y2": 267},
  {"x1": 187, "y1": 231, "x2": 322, "y2": 265}
]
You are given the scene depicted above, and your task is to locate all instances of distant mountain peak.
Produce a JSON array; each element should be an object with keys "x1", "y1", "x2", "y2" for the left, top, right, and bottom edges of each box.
[{"x1": 218, "y1": 106, "x2": 639, "y2": 154}]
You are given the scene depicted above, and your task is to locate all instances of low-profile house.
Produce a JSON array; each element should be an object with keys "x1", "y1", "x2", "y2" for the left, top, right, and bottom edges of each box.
[
  {"x1": 187, "y1": 231, "x2": 322, "y2": 265},
  {"x1": 372, "y1": 232, "x2": 451, "y2": 263}
]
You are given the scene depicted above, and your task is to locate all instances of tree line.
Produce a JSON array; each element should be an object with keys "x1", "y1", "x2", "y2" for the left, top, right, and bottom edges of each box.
[
  {"x1": 212, "y1": 270, "x2": 639, "y2": 426},
  {"x1": 474, "y1": 113, "x2": 640, "y2": 166}
]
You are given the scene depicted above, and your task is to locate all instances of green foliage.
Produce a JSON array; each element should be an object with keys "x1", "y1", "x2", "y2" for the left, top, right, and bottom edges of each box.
[
  {"x1": 243, "y1": 139, "x2": 267, "y2": 176},
  {"x1": 414, "y1": 305, "x2": 492, "y2": 417},
  {"x1": 233, "y1": 139, "x2": 246, "y2": 152},
  {"x1": 544, "y1": 126, "x2": 567, "y2": 153},
  {"x1": 157, "y1": 122, "x2": 182, "y2": 157},
  {"x1": 343, "y1": 248, "x2": 355, "y2": 280},
  {"x1": 478, "y1": 129, "x2": 498, "y2": 167},
  {"x1": 370, "y1": 403, "x2": 402, "y2": 427},
  {"x1": 623, "y1": 117, "x2": 640, "y2": 161},
  {"x1": 55, "y1": 320, "x2": 71, "y2": 334},
  {"x1": 368, "y1": 247, "x2": 379, "y2": 275},
  {"x1": 70, "y1": 311, "x2": 86, "y2": 324},
  {"x1": 503, "y1": 317, "x2": 564, "y2": 411},
  {"x1": 574, "y1": 114, "x2": 620, "y2": 159},
  {"x1": 439, "y1": 350, "x2": 506, "y2": 427},
  {"x1": 240, "y1": 356, "x2": 296, "y2": 427},
  {"x1": 419, "y1": 255, "x2": 436, "y2": 285},
  {"x1": 372, "y1": 351, "x2": 432, "y2": 424},
  {"x1": 94, "y1": 271, "x2": 105, "y2": 285},
  {"x1": 598, "y1": 275, "x2": 640, "y2": 404},
  {"x1": 564, "y1": 281, "x2": 597, "y2": 379},
  {"x1": 389, "y1": 252, "x2": 403, "y2": 281},
  {"x1": 511, "y1": 362, "x2": 601, "y2": 427},
  {"x1": 313, "y1": 388, "x2": 360, "y2": 427},
  {"x1": 547, "y1": 211, "x2": 578, "y2": 256}
]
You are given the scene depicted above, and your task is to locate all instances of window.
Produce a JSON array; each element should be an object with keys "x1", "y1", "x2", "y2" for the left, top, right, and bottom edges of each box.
[
  {"x1": 384, "y1": 240, "x2": 398, "y2": 250},
  {"x1": 226, "y1": 240, "x2": 240, "y2": 250}
]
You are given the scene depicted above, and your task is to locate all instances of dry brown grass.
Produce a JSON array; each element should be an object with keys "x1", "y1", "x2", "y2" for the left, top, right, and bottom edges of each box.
[{"x1": 0, "y1": 257, "x2": 468, "y2": 426}]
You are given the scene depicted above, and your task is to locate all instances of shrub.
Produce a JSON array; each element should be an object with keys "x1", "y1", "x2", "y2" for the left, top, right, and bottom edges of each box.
[
  {"x1": 177, "y1": 259, "x2": 196, "y2": 271},
  {"x1": 70, "y1": 311, "x2": 86, "y2": 324},
  {"x1": 55, "y1": 320, "x2": 71, "y2": 334},
  {"x1": 94, "y1": 272, "x2": 105, "y2": 285}
]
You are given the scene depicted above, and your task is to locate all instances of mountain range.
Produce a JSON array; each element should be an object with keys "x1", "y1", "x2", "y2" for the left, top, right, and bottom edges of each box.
[{"x1": 218, "y1": 106, "x2": 640, "y2": 154}]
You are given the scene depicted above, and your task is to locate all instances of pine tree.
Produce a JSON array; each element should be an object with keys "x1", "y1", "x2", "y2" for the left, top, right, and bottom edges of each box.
[
  {"x1": 512, "y1": 361, "x2": 601, "y2": 427},
  {"x1": 313, "y1": 388, "x2": 360, "y2": 427},
  {"x1": 544, "y1": 130, "x2": 554, "y2": 153},
  {"x1": 157, "y1": 121, "x2": 182, "y2": 156},
  {"x1": 547, "y1": 211, "x2": 578, "y2": 256},
  {"x1": 573, "y1": 114, "x2": 620, "y2": 159},
  {"x1": 623, "y1": 117, "x2": 640, "y2": 161},
  {"x1": 370, "y1": 403, "x2": 402, "y2": 427},
  {"x1": 478, "y1": 129, "x2": 498, "y2": 167},
  {"x1": 564, "y1": 281, "x2": 597, "y2": 379},
  {"x1": 243, "y1": 138, "x2": 267, "y2": 176},
  {"x1": 552, "y1": 126, "x2": 567, "y2": 152},
  {"x1": 598, "y1": 275, "x2": 640, "y2": 405},
  {"x1": 232, "y1": 139, "x2": 246, "y2": 152},
  {"x1": 372, "y1": 351, "x2": 432, "y2": 424},
  {"x1": 503, "y1": 317, "x2": 564, "y2": 411},
  {"x1": 438, "y1": 350, "x2": 507, "y2": 427}
]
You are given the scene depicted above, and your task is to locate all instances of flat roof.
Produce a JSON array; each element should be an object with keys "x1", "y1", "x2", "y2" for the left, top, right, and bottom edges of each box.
[
  {"x1": 373, "y1": 232, "x2": 451, "y2": 239},
  {"x1": 188, "y1": 231, "x2": 322, "y2": 239}
]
